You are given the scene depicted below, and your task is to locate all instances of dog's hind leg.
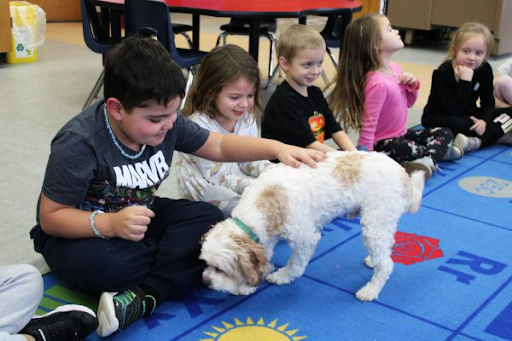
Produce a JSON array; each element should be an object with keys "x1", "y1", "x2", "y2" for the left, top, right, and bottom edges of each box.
[
  {"x1": 356, "y1": 214, "x2": 397, "y2": 301},
  {"x1": 363, "y1": 255, "x2": 374, "y2": 268},
  {"x1": 266, "y1": 232, "x2": 321, "y2": 285}
]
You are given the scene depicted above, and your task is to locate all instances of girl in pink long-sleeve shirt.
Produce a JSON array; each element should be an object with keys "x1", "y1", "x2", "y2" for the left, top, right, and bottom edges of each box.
[{"x1": 328, "y1": 14, "x2": 461, "y2": 178}]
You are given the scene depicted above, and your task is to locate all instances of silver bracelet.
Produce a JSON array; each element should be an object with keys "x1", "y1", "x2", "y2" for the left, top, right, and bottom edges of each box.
[{"x1": 90, "y1": 210, "x2": 108, "y2": 239}]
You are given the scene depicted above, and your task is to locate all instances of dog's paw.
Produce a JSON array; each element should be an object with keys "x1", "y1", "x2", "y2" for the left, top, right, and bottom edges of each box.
[
  {"x1": 355, "y1": 285, "x2": 379, "y2": 301},
  {"x1": 237, "y1": 286, "x2": 257, "y2": 295},
  {"x1": 266, "y1": 270, "x2": 293, "y2": 285},
  {"x1": 363, "y1": 256, "x2": 374, "y2": 268}
]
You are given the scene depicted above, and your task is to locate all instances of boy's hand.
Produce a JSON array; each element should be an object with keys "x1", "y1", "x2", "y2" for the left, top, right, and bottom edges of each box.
[
  {"x1": 111, "y1": 205, "x2": 155, "y2": 241},
  {"x1": 399, "y1": 73, "x2": 419, "y2": 90},
  {"x1": 277, "y1": 146, "x2": 327, "y2": 168},
  {"x1": 454, "y1": 64, "x2": 474, "y2": 82},
  {"x1": 469, "y1": 116, "x2": 487, "y2": 136}
]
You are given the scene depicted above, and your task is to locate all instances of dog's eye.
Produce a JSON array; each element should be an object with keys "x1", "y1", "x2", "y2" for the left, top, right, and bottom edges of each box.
[{"x1": 214, "y1": 267, "x2": 223, "y2": 274}]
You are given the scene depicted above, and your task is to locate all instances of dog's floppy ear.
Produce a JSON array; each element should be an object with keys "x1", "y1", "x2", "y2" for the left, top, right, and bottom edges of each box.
[{"x1": 233, "y1": 236, "x2": 268, "y2": 287}]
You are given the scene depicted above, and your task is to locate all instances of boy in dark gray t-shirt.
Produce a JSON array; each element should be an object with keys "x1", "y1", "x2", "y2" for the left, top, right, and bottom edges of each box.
[{"x1": 30, "y1": 36, "x2": 325, "y2": 337}]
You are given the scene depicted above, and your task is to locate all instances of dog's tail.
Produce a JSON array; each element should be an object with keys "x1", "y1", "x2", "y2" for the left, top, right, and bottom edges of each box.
[{"x1": 409, "y1": 171, "x2": 425, "y2": 214}]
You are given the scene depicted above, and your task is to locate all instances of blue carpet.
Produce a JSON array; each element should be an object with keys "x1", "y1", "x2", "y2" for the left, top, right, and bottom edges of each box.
[{"x1": 41, "y1": 145, "x2": 512, "y2": 341}]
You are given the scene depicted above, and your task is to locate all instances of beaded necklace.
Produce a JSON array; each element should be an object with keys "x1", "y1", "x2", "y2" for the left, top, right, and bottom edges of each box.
[{"x1": 103, "y1": 104, "x2": 147, "y2": 160}]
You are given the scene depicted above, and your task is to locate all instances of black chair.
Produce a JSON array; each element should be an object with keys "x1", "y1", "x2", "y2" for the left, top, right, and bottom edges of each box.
[
  {"x1": 124, "y1": 0, "x2": 208, "y2": 106},
  {"x1": 168, "y1": 24, "x2": 194, "y2": 49},
  {"x1": 80, "y1": 0, "x2": 117, "y2": 109},
  {"x1": 123, "y1": 2, "x2": 194, "y2": 49},
  {"x1": 216, "y1": 17, "x2": 278, "y2": 79},
  {"x1": 320, "y1": 15, "x2": 345, "y2": 69},
  {"x1": 317, "y1": 15, "x2": 346, "y2": 85}
]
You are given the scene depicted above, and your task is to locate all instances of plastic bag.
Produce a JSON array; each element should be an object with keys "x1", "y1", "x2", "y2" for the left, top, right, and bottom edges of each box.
[{"x1": 10, "y1": 1, "x2": 46, "y2": 51}]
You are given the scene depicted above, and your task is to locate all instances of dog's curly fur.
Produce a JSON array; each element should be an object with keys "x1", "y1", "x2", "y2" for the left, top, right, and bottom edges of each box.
[{"x1": 200, "y1": 151, "x2": 424, "y2": 301}]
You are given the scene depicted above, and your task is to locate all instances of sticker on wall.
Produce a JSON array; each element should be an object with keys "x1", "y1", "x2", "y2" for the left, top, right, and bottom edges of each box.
[
  {"x1": 458, "y1": 176, "x2": 512, "y2": 198},
  {"x1": 200, "y1": 317, "x2": 307, "y2": 340}
]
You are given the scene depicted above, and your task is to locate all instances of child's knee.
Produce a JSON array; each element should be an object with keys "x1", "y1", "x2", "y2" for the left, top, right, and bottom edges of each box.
[
  {"x1": 15, "y1": 264, "x2": 44, "y2": 308},
  {"x1": 496, "y1": 75, "x2": 512, "y2": 101},
  {"x1": 194, "y1": 200, "x2": 225, "y2": 224}
]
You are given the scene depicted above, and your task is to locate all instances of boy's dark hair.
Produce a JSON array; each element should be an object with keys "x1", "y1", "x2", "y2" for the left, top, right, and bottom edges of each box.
[{"x1": 104, "y1": 36, "x2": 186, "y2": 111}]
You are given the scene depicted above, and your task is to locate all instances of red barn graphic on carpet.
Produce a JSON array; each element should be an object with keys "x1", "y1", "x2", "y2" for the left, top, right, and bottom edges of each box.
[{"x1": 391, "y1": 231, "x2": 444, "y2": 265}]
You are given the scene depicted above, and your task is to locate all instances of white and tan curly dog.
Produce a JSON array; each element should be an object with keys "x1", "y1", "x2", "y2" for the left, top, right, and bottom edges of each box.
[{"x1": 200, "y1": 151, "x2": 424, "y2": 301}]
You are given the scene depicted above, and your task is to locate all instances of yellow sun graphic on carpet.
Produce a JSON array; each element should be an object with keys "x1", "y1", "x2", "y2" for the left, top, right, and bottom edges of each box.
[{"x1": 200, "y1": 317, "x2": 307, "y2": 341}]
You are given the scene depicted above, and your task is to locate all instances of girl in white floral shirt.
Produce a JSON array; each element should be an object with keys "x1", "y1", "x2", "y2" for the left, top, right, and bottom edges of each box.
[{"x1": 175, "y1": 45, "x2": 272, "y2": 217}]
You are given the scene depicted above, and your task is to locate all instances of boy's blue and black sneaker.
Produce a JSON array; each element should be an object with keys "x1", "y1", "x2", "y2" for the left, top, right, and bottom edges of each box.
[{"x1": 96, "y1": 287, "x2": 153, "y2": 337}]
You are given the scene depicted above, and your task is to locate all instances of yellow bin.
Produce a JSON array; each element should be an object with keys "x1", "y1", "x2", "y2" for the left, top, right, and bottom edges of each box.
[
  {"x1": 7, "y1": 1, "x2": 40, "y2": 64},
  {"x1": 7, "y1": 39, "x2": 38, "y2": 64}
]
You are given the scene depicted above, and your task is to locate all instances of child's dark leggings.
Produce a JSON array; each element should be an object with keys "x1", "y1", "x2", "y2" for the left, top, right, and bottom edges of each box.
[
  {"x1": 374, "y1": 127, "x2": 453, "y2": 163},
  {"x1": 31, "y1": 198, "x2": 224, "y2": 301},
  {"x1": 422, "y1": 107, "x2": 512, "y2": 147}
]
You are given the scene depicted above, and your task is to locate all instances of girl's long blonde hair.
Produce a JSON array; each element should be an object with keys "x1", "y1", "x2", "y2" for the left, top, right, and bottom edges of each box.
[
  {"x1": 445, "y1": 22, "x2": 494, "y2": 63},
  {"x1": 327, "y1": 14, "x2": 384, "y2": 132},
  {"x1": 182, "y1": 44, "x2": 261, "y2": 118}
]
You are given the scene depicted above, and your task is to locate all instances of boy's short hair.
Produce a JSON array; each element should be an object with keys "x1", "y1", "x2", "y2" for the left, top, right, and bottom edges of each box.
[
  {"x1": 104, "y1": 35, "x2": 186, "y2": 111},
  {"x1": 277, "y1": 24, "x2": 326, "y2": 61}
]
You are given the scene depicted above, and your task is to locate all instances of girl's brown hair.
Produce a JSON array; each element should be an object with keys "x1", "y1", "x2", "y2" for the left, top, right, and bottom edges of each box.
[
  {"x1": 327, "y1": 14, "x2": 384, "y2": 132},
  {"x1": 445, "y1": 22, "x2": 494, "y2": 62},
  {"x1": 182, "y1": 44, "x2": 261, "y2": 118}
]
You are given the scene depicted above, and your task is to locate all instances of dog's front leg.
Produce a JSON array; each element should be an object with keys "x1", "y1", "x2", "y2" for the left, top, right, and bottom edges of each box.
[
  {"x1": 266, "y1": 233, "x2": 320, "y2": 285},
  {"x1": 265, "y1": 238, "x2": 279, "y2": 272}
]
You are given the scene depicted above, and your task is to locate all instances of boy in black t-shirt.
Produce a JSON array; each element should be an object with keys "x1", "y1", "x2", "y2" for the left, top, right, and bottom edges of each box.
[{"x1": 262, "y1": 24, "x2": 356, "y2": 153}]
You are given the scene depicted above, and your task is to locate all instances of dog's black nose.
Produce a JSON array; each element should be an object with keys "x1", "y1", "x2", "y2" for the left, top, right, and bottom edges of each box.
[{"x1": 202, "y1": 276, "x2": 211, "y2": 286}]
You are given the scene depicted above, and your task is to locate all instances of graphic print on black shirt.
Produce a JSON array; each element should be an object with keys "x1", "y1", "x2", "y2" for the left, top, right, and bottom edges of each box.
[{"x1": 309, "y1": 111, "x2": 326, "y2": 143}]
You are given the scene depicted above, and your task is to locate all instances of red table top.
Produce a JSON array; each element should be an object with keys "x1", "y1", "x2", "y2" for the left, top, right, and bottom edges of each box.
[{"x1": 96, "y1": 0, "x2": 362, "y2": 16}]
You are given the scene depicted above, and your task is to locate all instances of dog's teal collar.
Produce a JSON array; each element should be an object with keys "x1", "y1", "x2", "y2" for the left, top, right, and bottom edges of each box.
[{"x1": 233, "y1": 218, "x2": 260, "y2": 244}]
